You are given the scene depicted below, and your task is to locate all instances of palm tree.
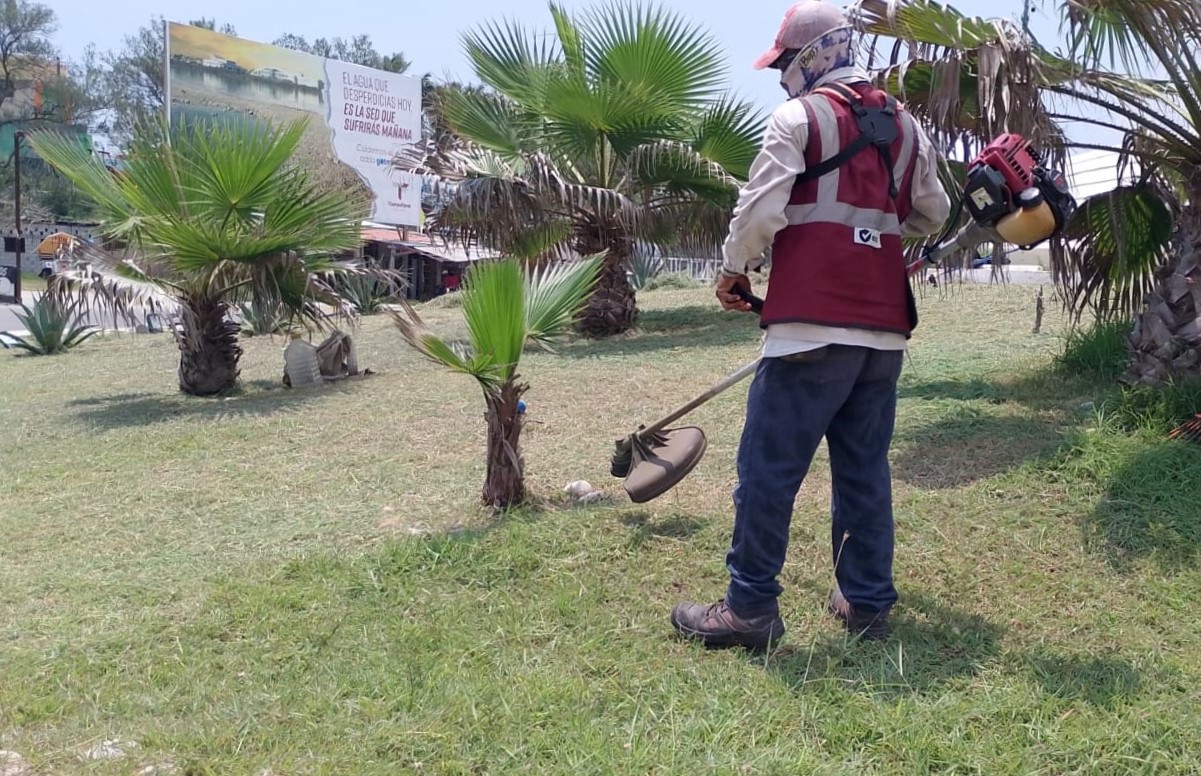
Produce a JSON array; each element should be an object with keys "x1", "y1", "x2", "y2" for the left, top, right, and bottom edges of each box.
[
  {"x1": 392, "y1": 255, "x2": 602, "y2": 509},
  {"x1": 845, "y1": 0, "x2": 1195, "y2": 385},
  {"x1": 397, "y1": 1, "x2": 763, "y2": 337},
  {"x1": 27, "y1": 116, "x2": 391, "y2": 396}
]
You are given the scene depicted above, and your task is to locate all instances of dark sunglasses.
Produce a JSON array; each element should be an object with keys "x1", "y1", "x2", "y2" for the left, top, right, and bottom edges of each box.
[{"x1": 770, "y1": 48, "x2": 801, "y2": 71}]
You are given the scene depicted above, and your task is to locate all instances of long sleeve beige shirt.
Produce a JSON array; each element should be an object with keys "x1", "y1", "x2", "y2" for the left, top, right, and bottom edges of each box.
[{"x1": 721, "y1": 69, "x2": 952, "y2": 356}]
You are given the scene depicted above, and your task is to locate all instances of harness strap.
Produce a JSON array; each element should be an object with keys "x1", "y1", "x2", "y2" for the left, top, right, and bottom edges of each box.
[{"x1": 796, "y1": 82, "x2": 902, "y2": 199}]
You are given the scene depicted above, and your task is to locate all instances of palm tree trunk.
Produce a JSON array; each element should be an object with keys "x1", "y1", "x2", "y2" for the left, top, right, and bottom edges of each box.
[
  {"x1": 176, "y1": 298, "x2": 243, "y2": 396},
  {"x1": 482, "y1": 379, "x2": 527, "y2": 509},
  {"x1": 1125, "y1": 198, "x2": 1201, "y2": 386},
  {"x1": 575, "y1": 254, "x2": 639, "y2": 338}
]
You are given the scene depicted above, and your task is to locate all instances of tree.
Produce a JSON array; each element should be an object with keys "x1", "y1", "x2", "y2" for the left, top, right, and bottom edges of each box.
[
  {"x1": 845, "y1": 0, "x2": 1194, "y2": 385},
  {"x1": 397, "y1": 1, "x2": 763, "y2": 337},
  {"x1": 35, "y1": 46, "x2": 105, "y2": 128},
  {"x1": 0, "y1": 1, "x2": 105, "y2": 134},
  {"x1": 0, "y1": 0, "x2": 56, "y2": 114},
  {"x1": 98, "y1": 16, "x2": 167, "y2": 140},
  {"x1": 0, "y1": 1, "x2": 106, "y2": 220},
  {"x1": 27, "y1": 116, "x2": 392, "y2": 396},
  {"x1": 271, "y1": 33, "x2": 410, "y2": 74},
  {"x1": 392, "y1": 255, "x2": 603, "y2": 509},
  {"x1": 188, "y1": 18, "x2": 237, "y2": 36}
]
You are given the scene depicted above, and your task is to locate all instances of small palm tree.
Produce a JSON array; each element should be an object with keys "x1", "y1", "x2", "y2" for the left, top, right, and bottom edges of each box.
[
  {"x1": 392, "y1": 254, "x2": 602, "y2": 509},
  {"x1": 399, "y1": 1, "x2": 763, "y2": 338},
  {"x1": 27, "y1": 116, "x2": 390, "y2": 396}
]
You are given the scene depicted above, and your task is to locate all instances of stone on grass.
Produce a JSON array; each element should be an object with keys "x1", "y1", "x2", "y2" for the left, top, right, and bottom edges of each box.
[
  {"x1": 79, "y1": 740, "x2": 138, "y2": 762},
  {"x1": 564, "y1": 480, "x2": 595, "y2": 499},
  {"x1": 135, "y1": 758, "x2": 179, "y2": 775},
  {"x1": 0, "y1": 751, "x2": 31, "y2": 776},
  {"x1": 564, "y1": 480, "x2": 609, "y2": 506}
]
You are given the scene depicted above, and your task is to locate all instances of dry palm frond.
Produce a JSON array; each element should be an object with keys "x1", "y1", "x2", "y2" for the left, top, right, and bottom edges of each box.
[
  {"x1": 45, "y1": 242, "x2": 179, "y2": 326},
  {"x1": 848, "y1": 0, "x2": 1060, "y2": 156}
]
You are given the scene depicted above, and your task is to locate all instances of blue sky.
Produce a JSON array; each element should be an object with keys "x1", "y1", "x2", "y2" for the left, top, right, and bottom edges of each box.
[
  {"x1": 51, "y1": 0, "x2": 1114, "y2": 149},
  {"x1": 51, "y1": 0, "x2": 1053, "y2": 108}
]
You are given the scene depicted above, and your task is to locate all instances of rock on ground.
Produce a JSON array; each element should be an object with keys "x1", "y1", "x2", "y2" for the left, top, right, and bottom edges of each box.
[
  {"x1": 0, "y1": 751, "x2": 31, "y2": 776},
  {"x1": 135, "y1": 758, "x2": 179, "y2": 775},
  {"x1": 79, "y1": 740, "x2": 138, "y2": 761}
]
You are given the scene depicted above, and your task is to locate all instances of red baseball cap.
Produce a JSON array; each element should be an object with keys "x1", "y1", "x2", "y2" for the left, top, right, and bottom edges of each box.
[{"x1": 753, "y1": 1, "x2": 851, "y2": 70}]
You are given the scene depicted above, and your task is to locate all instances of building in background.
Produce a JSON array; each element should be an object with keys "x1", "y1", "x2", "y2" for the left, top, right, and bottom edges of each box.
[{"x1": 359, "y1": 226, "x2": 495, "y2": 301}]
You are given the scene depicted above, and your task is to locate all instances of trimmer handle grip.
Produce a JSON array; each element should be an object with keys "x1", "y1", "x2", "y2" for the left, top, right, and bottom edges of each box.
[{"x1": 734, "y1": 286, "x2": 765, "y2": 315}]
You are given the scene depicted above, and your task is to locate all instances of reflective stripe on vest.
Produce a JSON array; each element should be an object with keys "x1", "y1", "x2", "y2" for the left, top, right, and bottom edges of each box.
[
  {"x1": 790, "y1": 85, "x2": 918, "y2": 230},
  {"x1": 758, "y1": 83, "x2": 922, "y2": 337}
]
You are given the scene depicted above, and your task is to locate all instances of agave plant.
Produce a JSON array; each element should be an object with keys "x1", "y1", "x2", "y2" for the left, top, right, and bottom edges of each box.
[
  {"x1": 336, "y1": 272, "x2": 400, "y2": 315},
  {"x1": 27, "y1": 116, "x2": 395, "y2": 396},
  {"x1": 846, "y1": 0, "x2": 1196, "y2": 384},
  {"x1": 7, "y1": 295, "x2": 99, "y2": 355},
  {"x1": 392, "y1": 254, "x2": 602, "y2": 509},
  {"x1": 629, "y1": 243, "x2": 665, "y2": 292},
  {"x1": 397, "y1": 1, "x2": 763, "y2": 338},
  {"x1": 236, "y1": 297, "x2": 292, "y2": 338}
]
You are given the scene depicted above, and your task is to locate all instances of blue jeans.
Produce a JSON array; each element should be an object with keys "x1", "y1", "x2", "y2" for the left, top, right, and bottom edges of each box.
[{"x1": 724, "y1": 345, "x2": 904, "y2": 617}]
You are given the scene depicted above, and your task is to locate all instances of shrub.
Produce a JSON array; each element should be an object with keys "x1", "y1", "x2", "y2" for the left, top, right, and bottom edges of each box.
[
  {"x1": 338, "y1": 273, "x2": 399, "y2": 315},
  {"x1": 642, "y1": 271, "x2": 701, "y2": 291},
  {"x1": 8, "y1": 295, "x2": 99, "y2": 355},
  {"x1": 237, "y1": 300, "x2": 291, "y2": 337},
  {"x1": 425, "y1": 291, "x2": 464, "y2": 309},
  {"x1": 1096, "y1": 379, "x2": 1201, "y2": 437},
  {"x1": 1056, "y1": 320, "x2": 1131, "y2": 380},
  {"x1": 629, "y1": 250, "x2": 664, "y2": 292}
]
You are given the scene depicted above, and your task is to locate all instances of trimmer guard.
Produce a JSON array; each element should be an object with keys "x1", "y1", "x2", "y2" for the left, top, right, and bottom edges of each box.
[{"x1": 622, "y1": 426, "x2": 708, "y2": 504}]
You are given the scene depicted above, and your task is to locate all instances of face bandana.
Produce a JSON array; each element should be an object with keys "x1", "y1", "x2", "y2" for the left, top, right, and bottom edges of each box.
[{"x1": 779, "y1": 26, "x2": 855, "y2": 99}]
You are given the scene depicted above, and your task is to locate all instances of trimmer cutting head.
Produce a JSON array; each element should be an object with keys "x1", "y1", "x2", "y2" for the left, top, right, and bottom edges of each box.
[
  {"x1": 611, "y1": 426, "x2": 709, "y2": 504},
  {"x1": 607, "y1": 291, "x2": 763, "y2": 504}
]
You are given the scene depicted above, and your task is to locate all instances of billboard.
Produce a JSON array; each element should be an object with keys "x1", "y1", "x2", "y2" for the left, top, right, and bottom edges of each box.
[{"x1": 164, "y1": 22, "x2": 424, "y2": 228}]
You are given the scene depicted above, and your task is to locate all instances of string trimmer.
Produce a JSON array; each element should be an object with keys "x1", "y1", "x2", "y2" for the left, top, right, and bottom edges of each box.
[{"x1": 610, "y1": 133, "x2": 1077, "y2": 503}]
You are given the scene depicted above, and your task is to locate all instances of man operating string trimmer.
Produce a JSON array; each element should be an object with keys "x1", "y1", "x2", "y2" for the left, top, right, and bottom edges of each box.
[{"x1": 669, "y1": 0, "x2": 953, "y2": 649}]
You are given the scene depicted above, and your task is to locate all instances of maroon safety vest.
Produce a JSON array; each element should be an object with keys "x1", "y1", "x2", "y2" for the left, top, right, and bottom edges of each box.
[{"x1": 760, "y1": 82, "x2": 921, "y2": 336}]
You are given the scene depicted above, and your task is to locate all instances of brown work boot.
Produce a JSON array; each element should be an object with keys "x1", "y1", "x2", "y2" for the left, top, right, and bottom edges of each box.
[
  {"x1": 827, "y1": 584, "x2": 891, "y2": 641},
  {"x1": 671, "y1": 599, "x2": 785, "y2": 651}
]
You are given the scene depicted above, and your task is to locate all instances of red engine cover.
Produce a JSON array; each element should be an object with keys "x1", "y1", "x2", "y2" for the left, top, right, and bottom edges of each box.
[{"x1": 970, "y1": 133, "x2": 1038, "y2": 194}]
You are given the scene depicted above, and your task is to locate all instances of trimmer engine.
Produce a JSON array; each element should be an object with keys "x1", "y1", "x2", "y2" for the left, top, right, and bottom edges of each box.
[{"x1": 961, "y1": 133, "x2": 1077, "y2": 248}]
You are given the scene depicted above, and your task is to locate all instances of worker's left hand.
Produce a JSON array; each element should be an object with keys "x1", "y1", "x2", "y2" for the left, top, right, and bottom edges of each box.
[{"x1": 715, "y1": 272, "x2": 753, "y2": 312}]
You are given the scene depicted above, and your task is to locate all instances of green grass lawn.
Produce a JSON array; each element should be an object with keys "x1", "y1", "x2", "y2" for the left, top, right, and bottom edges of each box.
[{"x1": 2, "y1": 283, "x2": 1200, "y2": 774}]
